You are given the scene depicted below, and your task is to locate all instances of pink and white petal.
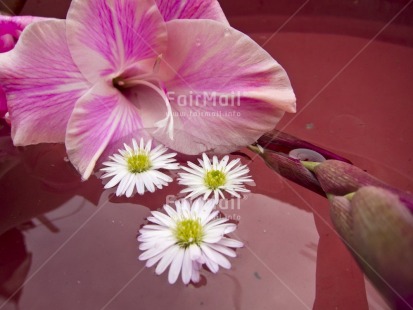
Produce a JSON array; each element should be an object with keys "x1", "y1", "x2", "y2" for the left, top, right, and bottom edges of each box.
[
  {"x1": 0, "y1": 34, "x2": 16, "y2": 53},
  {"x1": 0, "y1": 20, "x2": 90, "y2": 145},
  {"x1": 0, "y1": 16, "x2": 48, "y2": 53},
  {"x1": 155, "y1": 0, "x2": 228, "y2": 24},
  {"x1": 157, "y1": 20, "x2": 296, "y2": 155},
  {"x1": 191, "y1": 261, "x2": 201, "y2": 283},
  {"x1": 124, "y1": 83, "x2": 174, "y2": 145},
  {"x1": 0, "y1": 16, "x2": 47, "y2": 35},
  {"x1": 65, "y1": 82, "x2": 146, "y2": 180},
  {"x1": 66, "y1": 0, "x2": 167, "y2": 83}
]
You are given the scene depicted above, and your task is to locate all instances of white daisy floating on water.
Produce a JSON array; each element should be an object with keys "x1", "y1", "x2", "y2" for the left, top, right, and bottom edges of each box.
[
  {"x1": 178, "y1": 153, "x2": 254, "y2": 201},
  {"x1": 101, "y1": 138, "x2": 179, "y2": 197},
  {"x1": 138, "y1": 198, "x2": 243, "y2": 285}
]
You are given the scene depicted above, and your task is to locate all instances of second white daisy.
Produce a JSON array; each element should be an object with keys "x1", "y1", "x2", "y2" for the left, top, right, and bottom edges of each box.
[
  {"x1": 178, "y1": 153, "x2": 254, "y2": 201},
  {"x1": 101, "y1": 138, "x2": 179, "y2": 197}
]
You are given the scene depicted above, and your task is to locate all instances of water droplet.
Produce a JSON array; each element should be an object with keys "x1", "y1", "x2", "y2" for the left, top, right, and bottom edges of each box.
[
  {"x1": 63, "y1": 156, "x2": 69, "y2": 162},
  {"x1": 289, "y1": 148, "x2": 326, "y2": 162},
  {"x1": 195, "y1": 38, "x2": 201, "y2": 47},
  {"x1": 306, "y1": 123, "x2": 314, "y2": 130},
  {"x1": 224, "y1": 28, "x2": 231, "y2": 37}
]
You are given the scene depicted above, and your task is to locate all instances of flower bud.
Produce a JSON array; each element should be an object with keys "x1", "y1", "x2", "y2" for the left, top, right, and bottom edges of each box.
[
  {"x1": 313, "y1": 160, "x2": 388, "y2": 195},
  {"x1": 329, "y1": 186, "x2": 413, "y2": 309},
  {"x1": 313, "y1": 160, "x2": 413, "y2": 214},
  {"x1": 328, "y1": 194, "x2": 353, "y2": 240},
  {"x1": 260, "y1": 150, "x2": 324, "y2": 196}
]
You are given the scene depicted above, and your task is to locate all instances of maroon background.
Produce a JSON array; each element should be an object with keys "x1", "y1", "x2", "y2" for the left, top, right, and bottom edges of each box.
[{"x1": 1, "y1": 0, "x2": 412, "y2": 309}]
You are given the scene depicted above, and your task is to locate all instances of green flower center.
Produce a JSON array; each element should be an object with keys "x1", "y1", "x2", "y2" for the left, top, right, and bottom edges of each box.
[
  {"x1": 204, "y1": 170, "x2": 226, "y2": 189},
  {"x1": 175, "y1": 219, "x2": 204, "y2": 248},
  {"x1": 127, "y1": 154, "x2": 151, "y2": 173}
]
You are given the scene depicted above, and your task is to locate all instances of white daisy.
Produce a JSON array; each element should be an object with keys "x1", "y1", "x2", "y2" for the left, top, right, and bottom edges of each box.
[
  {"x1": 138, "y1": 198, "x2": 243, "y2": 285},
  {"x1": 178, "y1": 153, "x2": 254, "y2": 201},
  {"x1": 100, "y1": 138, "x2": 179, "y2": 197}
]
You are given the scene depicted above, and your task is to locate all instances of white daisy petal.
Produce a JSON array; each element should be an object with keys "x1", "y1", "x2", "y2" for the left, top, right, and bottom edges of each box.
[
  {"x1": 202, "y1": 231, "x2": 224, "y2": 243},
  {"x1": 145, "y1": 252, "x2": 164, "y2": 268},
  {"x1": 201, "y1": 244, "x2": 231, "y2": 269},
  {"x1": 218, "y1": 237, "x2": 244, "y2": 248},
  {"x1": 163, "y1": 204, "x2": 178, "y2": 218},
  {"x1": 139, "y1": 242, "x2": 174, "y2": 261},
  {"x1": 104, "y1": 170, "x2": 127, "y2": 189},
  {"x1": 151, "y1": 211, "x2": 175, "y2": 227},
  {"x1": 138, "y1": 199, "x2": 243, "y2": 285},
  {"x1": 189, "y1": 244, "x2": 202, "y2": 260},
  {"x1": 100, "y1": 138, "x2": 178, "y2": 197},
  {"x1": 168, "y1": 248, "x2": 185, "y2": 284},
  {"x1": 181, "y1": 249, "x2": 193, "y2": 284},
  {"x1": 203, "y1": 253, "x2": 219, "y2": 273},
  {"x1": 154, "y1": 245, "x2": 180, "y2": 275},
  {"x1": 207, "y1": 243, "x2": 237, "y2": 258}
]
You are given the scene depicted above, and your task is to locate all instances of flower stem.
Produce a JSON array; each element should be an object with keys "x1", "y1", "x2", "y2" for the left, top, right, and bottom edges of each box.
[{"x1": 301, "y1": 160, "x2": 320, "y2": 171}]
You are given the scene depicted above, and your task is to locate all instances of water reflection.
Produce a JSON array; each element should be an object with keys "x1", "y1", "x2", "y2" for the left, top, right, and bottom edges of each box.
[
  {"x1": 0, "y1": 228, "x2": 32, "y2": 306},
  {"x1": 0, "y1": 120, "x2": 102, "y2": 235},
  {"x1": 0, "y1": 119, "x2": 104, "y2": 306}
]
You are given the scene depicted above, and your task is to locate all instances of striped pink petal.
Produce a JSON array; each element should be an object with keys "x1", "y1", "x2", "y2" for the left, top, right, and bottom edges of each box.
[
  {"x1": 66, "y1": 0, "x2": 167, "y2": 84},
  {"x1": 0, "y1": 15, "x2": 46, "y2": 52},
  {"x1": 156, "y1": 19, "x2": 296, "y2": 155},
  {"x1": 155, "y1": 0, "x2": 228, "y2": 24},
  {"x1": 65, "y1": 82, "x2": 158, "y2": 180},
  {"x1": 0, "y1": 20, "x2": 90, "y2": 145}
]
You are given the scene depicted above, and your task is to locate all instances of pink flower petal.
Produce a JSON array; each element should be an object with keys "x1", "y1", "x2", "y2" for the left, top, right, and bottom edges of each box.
[
  {"x1": 0, "y1": 87, "x2": 6, "y2": 118},
  {"x1": 0, "y1": 16, "x2": 47, "y2": 52},
  {"x1": 0, "y1": 16, "x2": 46, "y2": 33},
  {"x1": 66, "y1": 0, "x2": 167, "y2": 83},
  {"x1": 65, "y1": 82, "x2": 149, "y2": 180},
  {"x1": 155, "y1": 0, "x2": 228, "y2": 24},
  {"x1": 0, "y1": 20, "x2": 90, "y2": 145},
  {"x1": 0, "y1": 34, "x2": 15, "y2": 53},
  {"x1": 156, "y1": 20, "x2": 296, "y2": 155}
]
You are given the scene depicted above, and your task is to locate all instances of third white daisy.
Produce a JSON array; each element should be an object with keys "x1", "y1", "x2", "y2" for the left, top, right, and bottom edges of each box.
[{"x1": 138, "y1": 198, "x2": 243, "y2": 284}]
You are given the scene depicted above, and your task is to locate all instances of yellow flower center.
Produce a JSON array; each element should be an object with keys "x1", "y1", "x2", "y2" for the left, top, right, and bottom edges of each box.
[
  {"x1": 175, "y1": 219, "x2": 204, "y2": 248},
  {"x1": 127, "y1": 154, "x2": 151, "y2": 173},
  {"x1": 204, "y1": 170, "x2": 226, "y2": 189}
]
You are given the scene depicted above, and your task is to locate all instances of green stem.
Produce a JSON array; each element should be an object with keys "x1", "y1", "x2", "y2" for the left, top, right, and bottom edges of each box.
[
  {"x1": 247, "y1": 144, "x2": 263, "y2": 154},
  {"x1": 301, "y1": 161, "x2": 320, "y2": 171}
]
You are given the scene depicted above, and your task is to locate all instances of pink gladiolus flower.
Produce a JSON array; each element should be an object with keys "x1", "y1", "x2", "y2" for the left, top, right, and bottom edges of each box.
[
  {"x1": 0, "y1": 15, "x2": 46, "y2": 118},
  {"x1": 0, "y1": 0, "x2": 296, "y2": 180}
]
